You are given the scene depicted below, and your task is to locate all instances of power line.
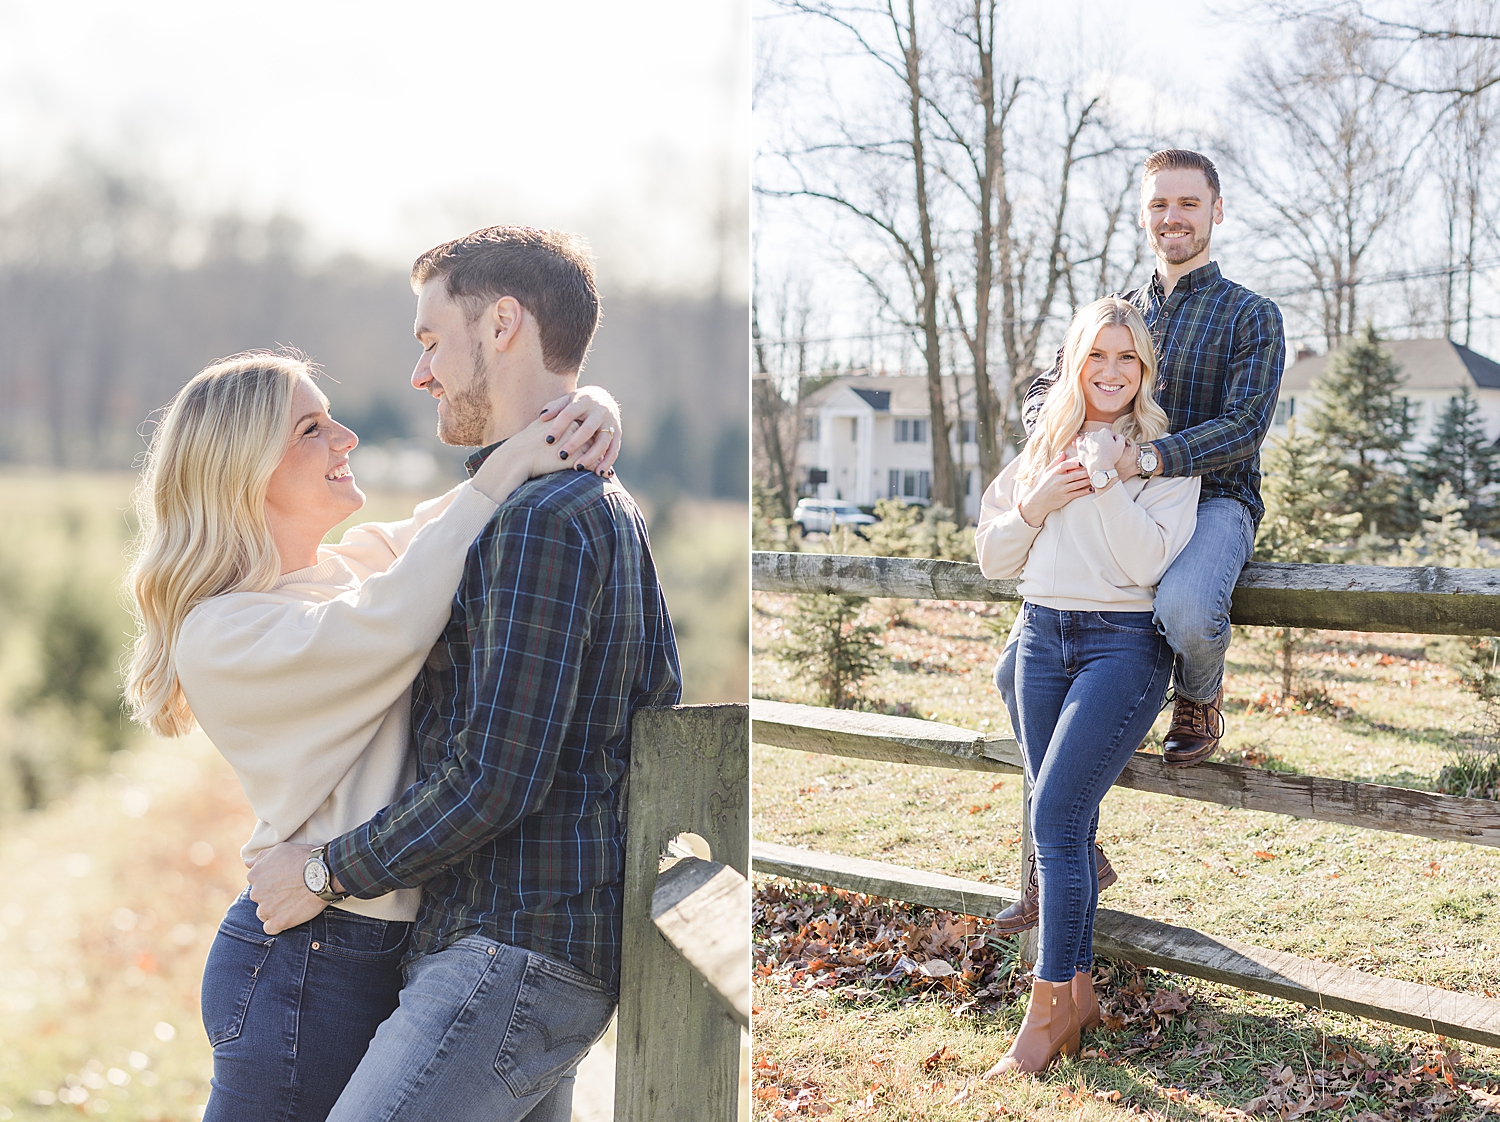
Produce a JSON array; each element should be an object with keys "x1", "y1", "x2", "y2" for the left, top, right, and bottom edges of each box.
[{"x1": 757, "y1": 257, "x2": 1500, "y2": 348}]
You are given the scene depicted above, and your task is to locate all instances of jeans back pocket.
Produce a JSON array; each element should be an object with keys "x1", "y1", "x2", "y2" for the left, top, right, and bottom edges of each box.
[
  {"x1": 200, "y1": 925, "x2": 275, "y2": 1047},
  {"x1": 493, "y1": 954, "x2": 616, "y2": 1099}
]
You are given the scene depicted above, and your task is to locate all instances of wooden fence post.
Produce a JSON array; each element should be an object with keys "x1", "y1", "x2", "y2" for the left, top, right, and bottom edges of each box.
[{"x1": 615, "y1": 704, "x2": 749, "y2": 1122}]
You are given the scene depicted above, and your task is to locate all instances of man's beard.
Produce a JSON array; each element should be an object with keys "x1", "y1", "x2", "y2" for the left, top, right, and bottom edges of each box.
[
  {"x1": 436, "y1": 337, "x2": 493, "y2": 446},
  {"x1": 1150, "y1": 224, "x2": 1210, "y2": 266}
]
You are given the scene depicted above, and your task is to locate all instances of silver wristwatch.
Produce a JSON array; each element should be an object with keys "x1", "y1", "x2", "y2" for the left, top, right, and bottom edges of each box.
[
  {"x1": 1090, "y1": 467, "x2": 1118, "y2": 490},
  {"x1": 303, "y1": 845, "x2": 348, "y2": 903},
  {"x1": 1136, "y1": 443, "x2": 1160, "y2": 479}
]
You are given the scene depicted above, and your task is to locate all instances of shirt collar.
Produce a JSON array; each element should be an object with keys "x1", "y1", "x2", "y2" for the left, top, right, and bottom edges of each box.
[
  {"x1": 1149, "y1": 259, "x2": 1221, "y2": 298},
  {"x1": 465, "y1": 440, "x2": 505, "y2": 477}
]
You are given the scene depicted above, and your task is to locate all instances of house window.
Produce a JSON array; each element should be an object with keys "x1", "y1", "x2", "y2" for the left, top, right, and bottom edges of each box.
[
  {"x1": 886, "y1": 470, "x2": 929, "y2": 501},
  {"x1": 849, "y1": 417, "x2": 859, "y2": 441},
  {"x1": 959, "y1": 420, "x2": 976, "y2": 445},
  {"x1": 895, "y1": 418, "x2": 928, "y2": 443},
  {"x1": 1274, "y1": 398, "x2": 1295, "y2": 426},
  {"x1": 965, "y1": 470, "x2": 974, "y2": 497},
  {"x1": 800, "y1": 416, "x2": 819, "y2": 441}
]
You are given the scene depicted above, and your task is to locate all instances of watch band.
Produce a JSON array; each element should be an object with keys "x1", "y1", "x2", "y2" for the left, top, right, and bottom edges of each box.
[{"x1": 305, "y1": 845, "x2": 349, "y2": 903}]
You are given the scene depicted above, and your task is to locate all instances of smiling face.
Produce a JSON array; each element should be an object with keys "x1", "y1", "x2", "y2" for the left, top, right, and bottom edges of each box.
[
  {"x1": 412, "y1": 278, "x2": 494, "y2": 446},
  {"x1": 1080, "y1": 324, "x2": 1143, "y2": 424},
  {"x1": 1140, "y1": 167, "x2": 1223, "y2": 268},
  {"x1": 263, "y1": 377, "x2": 364, "y2": 546}
]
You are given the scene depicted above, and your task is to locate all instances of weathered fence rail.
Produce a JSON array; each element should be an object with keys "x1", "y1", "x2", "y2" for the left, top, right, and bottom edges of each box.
[
  {"x1": 616, "y1": 704, "x2": 749, "y2": 1122},
  {"x1": 753, "y1": 550, "x2": 1500, "y2": 635},
  {"x1": 751, "y1": 551, "x2": 1500, "y2": 1049}
]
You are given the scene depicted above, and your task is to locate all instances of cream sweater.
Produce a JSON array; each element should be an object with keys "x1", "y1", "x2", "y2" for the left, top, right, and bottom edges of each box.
[
  {"x1": 176, "y1": 482, "x2": 499, "y2": 921},
  {"x1": 974, "y1": 456, "x2": 1201, "y2": 612}
]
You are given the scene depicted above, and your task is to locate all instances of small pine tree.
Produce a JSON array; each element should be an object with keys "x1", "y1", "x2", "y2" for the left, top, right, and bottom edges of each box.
[
  {"x1": 865, "y1": 498, "x2": 923, "y2": 557},
  {"x1": 1254, "y1": 417, "x2": 1363, "y2": 701},
  {"x1": 1306, "y1": 325, "x2": 1416, "y2": 533},
  {"x1": 1396, "y1": 482, "x2": 1489, "y2": 568},
  {"x1": 777, "y1": 594, "x2": 882, "y2": 708},
  {"x1": 1410, "y1": 388, "x2": 1499, "y2": 532},
  {"x1": 1398, "y1": 484, "x2": 1500, "y2": 703}
]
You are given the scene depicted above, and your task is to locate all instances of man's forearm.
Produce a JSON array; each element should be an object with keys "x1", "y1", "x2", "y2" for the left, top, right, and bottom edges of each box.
[{"x1": 327, "y1": 505, "x2": 596, "y2": 898}]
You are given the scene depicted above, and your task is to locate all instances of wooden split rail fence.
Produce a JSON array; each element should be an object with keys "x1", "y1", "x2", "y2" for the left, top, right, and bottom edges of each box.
[
  {"x1": 616, "y1": 704, "x2": 749, "y2": 1121},
  {"x1": 751, "y1": 552, "x2": 1500, "y2": 1049}
]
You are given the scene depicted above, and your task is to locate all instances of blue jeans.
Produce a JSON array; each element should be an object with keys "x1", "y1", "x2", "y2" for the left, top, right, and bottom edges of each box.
[
  {"x1": 325, "y1": 936, "x2": 617, "y2": 1122},
  {"x1": 1014, "y1": 604, "x2": 1174, "y2": 984},
  {"x1": 995, "y1": 496, "x2": 1255, "y2": 711},
  {"x1": 201, "y1": 892, "x2": 410, "y2": 1122}
]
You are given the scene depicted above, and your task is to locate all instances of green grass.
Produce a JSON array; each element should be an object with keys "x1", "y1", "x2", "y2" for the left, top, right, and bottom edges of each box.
[{"x1": 752, "y1": 592, "x2": 1500, "y2": 1119}]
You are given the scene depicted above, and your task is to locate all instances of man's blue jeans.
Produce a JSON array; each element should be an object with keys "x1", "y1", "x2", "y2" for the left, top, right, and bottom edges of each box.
[
  {"x1": 201, "y1": 891, "x2": 410, "y2": 1122},
  {"x1": 1014, "y1": 605, "x2": 1174, "y2": 984},
  {"x1": 324, "y1": 936, "x2": 616, "y2": 1122},
  {"x1": 995, "y1": 496, "x2": 1256, "y2": 719}
]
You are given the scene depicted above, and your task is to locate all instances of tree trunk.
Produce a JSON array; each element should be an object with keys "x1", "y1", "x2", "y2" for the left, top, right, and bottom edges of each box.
[{"x1": 901, "y1": 0, "x2": 958, "y2": 513}]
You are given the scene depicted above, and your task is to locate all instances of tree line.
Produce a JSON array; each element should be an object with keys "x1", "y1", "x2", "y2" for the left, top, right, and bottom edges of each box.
[
  {"x1": 753, "y1": 0, "x2": 1500, "y2": 518},
  {"x1": 0, "y1": 157, "x2": 749, "y2": 506}
]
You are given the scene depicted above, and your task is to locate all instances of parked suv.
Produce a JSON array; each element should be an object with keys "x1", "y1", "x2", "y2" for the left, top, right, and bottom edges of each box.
[{"x1": 793, "y1": 498, "x2": 877, "y2": 537}]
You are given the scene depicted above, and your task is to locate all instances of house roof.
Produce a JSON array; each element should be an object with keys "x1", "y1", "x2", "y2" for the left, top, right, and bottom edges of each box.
[
  {"x1": 800, "y1": 373, "x2": 978, "y2": 413},
  {"x1": 1281, "y1": 337, "x2": 1500, "y2": 394}
]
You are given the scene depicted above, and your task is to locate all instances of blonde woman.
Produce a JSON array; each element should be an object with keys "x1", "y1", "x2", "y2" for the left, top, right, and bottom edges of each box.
[
  {"x1": 125, "y1": 351, "x2": 621, "y2": 1122},
  {"x1": 974, "y1": 298, "x2": 1200, "y2": 1075}
]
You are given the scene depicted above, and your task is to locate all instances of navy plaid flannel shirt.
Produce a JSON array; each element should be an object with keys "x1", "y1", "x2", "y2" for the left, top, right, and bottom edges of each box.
[
  {"x1": 327, "y1": 451, "x2": 681, "y2": 991},
  {"x1": 1024, "y1": 261, "x2": 1285, "y2": 524}
]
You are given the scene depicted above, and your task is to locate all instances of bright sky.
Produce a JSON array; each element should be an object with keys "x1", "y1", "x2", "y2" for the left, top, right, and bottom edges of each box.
[
  {"x1": 0, "y1": 0, "x2": 749, "y2": 294},
  {"x1": 753, "y1": 0, "x2": 1274, "y2": 364}
]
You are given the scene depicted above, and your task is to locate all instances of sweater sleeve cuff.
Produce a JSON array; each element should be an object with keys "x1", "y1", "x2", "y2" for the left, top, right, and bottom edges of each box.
[
  {"x1": 1093, "y1": 483, "x2": 1137, "y2": 520},
  {"x1": 1152, "y1": 433, "x2": 1192, "y2": 478},
  {"x1": 327, "y1": 823, "x2": 408, "y2": 899}
]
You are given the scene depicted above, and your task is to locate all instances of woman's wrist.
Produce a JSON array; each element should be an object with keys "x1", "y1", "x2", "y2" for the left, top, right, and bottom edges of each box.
[
  {"x1": 1017, "y1": 496, "x2": 1044, "y2": 528},
  {"x1": 471, "y1": 447, "x2": 530, "y2": 504}
]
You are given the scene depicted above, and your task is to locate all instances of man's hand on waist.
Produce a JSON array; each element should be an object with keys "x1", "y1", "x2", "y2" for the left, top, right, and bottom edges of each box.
[{"x1": 246, "y1": 842, "x2": 336, "y2": 935}]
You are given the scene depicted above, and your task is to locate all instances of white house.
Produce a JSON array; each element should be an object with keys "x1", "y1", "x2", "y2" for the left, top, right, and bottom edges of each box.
[
  {"x1": 1274, "y1": 338, "x2": 1500, "y2": 448},
  {"x1": 796, "y1": 373, "x2": 986, "y2": 520}
]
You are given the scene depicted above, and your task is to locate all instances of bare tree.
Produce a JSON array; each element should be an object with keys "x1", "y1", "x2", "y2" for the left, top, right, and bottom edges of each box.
[
  {"x1": 762, "y1": 0, "x2": 960, "y2": 512},
  {"x1": 751, "y1": 288, "x2": 808, "y2": 517},
  {"x1": 1224, "y1": 18, "x2": 1422, "y2": 349}
]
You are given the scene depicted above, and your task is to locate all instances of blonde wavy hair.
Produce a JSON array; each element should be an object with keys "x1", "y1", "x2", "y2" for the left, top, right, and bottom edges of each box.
[
  {"x1": 1015, "y1": 297, "x2": 1169, "y2": 485},
  {"x1": 125, "y1": 351, "x2": 313, "y2": 736}
]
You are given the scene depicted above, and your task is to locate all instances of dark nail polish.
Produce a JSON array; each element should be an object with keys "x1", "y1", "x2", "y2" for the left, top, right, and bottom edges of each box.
[
  {"x1": 545, "y1": 435, "x2": 555, "y2": 444},
  {"x1": 559, "y1": 450, "x2": 568, "y2": 460}
]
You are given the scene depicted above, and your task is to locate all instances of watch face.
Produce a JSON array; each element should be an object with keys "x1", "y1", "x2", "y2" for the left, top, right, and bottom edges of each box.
[
  {"x1": 1140, "y1": 450, "x2": 1158, "y2": 473},
  {"x1": 1091, "y1": 470, "x2": 1109, "y2": 489},
  {"x1": 304, "y1": 859, "x2": 329, "y2": 894}
]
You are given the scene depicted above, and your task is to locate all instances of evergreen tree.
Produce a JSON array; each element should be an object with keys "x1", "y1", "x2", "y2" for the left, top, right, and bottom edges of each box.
[
  {"x1": 1410, "y1": 387, "x2": 1499, "y2": 532},
  {"x1": 1306, "y1": 326, "x2": 1417, "y2": 533},
  {"x1": 776, "y1": 594, "x2": 882, "y2": 709},
  {"x1": 1254, "y1": 418, "x2": 1362, "y2": 701},
  {"x1": 1396, "y1": 482, "x2": 1489, "y2": 568}
]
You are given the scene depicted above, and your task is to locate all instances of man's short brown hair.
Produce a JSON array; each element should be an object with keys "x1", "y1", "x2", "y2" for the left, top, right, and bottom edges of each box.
[
  {"x1": 1141, "y1": 149, "x2": 1220, "y2": 200},
  {"x1": 410, "y1": 226, "x2": 600, "y2": 374}
]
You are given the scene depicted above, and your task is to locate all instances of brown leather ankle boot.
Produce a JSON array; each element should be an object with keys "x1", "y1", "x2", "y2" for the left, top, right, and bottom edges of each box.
[
  {"x1": 983, "y1": 977, "x2": 1080, "y2": 1077},
  {"x1": 1073, "y1": 969, "x2": 1099, "y2": 1033},
  {"x1": 1161, "y1": 687, "x2": 1224, "y2": 766},
  {"x1": 992, "y1": 845, "x2": 1118, "y2": 935}
]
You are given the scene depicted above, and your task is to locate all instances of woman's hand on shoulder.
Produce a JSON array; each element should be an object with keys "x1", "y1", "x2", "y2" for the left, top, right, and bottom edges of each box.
[
  {"x1": 469, "y1": 387, "x2": 623, "y2": 505},
  {"x1": 1016, "y1": 452, "x2": 1091, "y2": 527},
  {"x1": 540, "y1": 385, "x2": 622, "y2": 476}
]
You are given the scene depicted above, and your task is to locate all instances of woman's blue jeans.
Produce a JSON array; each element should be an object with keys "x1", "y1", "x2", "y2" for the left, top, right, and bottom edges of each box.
[
  {"x1": 201, "y1": 891, "x2": 411, "y2": 1122},
  {"x1": 1014, "y1": 604, "x2": 1174, "y2": 984}
]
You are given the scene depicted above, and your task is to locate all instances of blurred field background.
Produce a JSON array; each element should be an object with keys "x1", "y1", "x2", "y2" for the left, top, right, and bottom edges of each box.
[{"x1": 0, "y1": 1, "x2": 748, "y2": 1117}]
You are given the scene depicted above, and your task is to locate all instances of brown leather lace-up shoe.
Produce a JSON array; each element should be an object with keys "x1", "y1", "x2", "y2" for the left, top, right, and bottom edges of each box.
[
  {"x1": 1161, "y1": 686, "x2": 1224, "y2": 767},
  {"x1": 992, "y1": 845, "x2": 1117, "y2": 936}
]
